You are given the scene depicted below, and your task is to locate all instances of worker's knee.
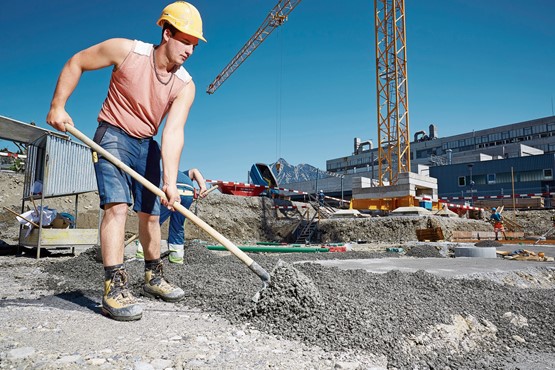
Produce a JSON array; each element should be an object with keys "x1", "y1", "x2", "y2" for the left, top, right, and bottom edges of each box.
[
  {"x1": 138, "y1": 212, "x2": 160, "y2": 228},
  {"x1": 103, "y1": 203, "x2": 128, "y2": 221}
]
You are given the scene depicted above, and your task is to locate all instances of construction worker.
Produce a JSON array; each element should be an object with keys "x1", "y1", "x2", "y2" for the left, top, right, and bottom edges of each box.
[
  {"x1": 136, "y1": 168, "x2": 208, "y2": 264},
  {"x1": 46, "y1": 2, "x2": 206, "y2": 321},
  {"x1": 318, "y1": 190, "x2": 325, "y2": 206},
  {"x1": 490, "y1": 208, "x2": 507, "y2": 241}
]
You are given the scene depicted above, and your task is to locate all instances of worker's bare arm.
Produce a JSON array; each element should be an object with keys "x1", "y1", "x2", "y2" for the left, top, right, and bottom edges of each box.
[
  {"x1": 161, "y1": 81, "x2": 196, "y2": 209},
  {"x1": 46, "y1": 38, "x2": 134, "y2": 132},
  {"x1": 189, "y1": 168, "x2": 207, "y2": 197}
]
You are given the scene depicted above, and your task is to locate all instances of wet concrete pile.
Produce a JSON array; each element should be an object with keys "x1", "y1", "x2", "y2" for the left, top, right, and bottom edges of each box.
[
  {"x1": 41, "y1": 242, "x2": 555, "y2": 369},
  {"x1": 405, "y1": 244, "x2": 444, "y2": 258},
  {"x1": 245, "y1": 260, "x2": 324, "y2": 321},
  {"x1": 475, "y1": 240, "x2": 504, "y2": 248}
]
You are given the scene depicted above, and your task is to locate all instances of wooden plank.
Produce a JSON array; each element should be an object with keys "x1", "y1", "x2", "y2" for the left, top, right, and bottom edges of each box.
[
  {"x1": 452, "y1": 231, "x2": 524, "y2": 240},
  {"x1": 416, "y1": 227, "x2": 444, "y2": 241},
  {"x1": 451, "y1": 231, "x2": 473, "y2": 239},
  {"x1": 476, "y1": 231, "x2": 495, "y2": 239},
  {"x1": 22, "y1": 229, "x2": 98, "y2": 246},
  {"x1": 504, "y1": 255, "x2": 554, "y2": 262}
]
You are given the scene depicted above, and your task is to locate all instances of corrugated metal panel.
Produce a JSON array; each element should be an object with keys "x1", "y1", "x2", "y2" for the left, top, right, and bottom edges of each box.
[
  {"x1": 0, "y1": 115, "x2": 68, "y2": 144},
  {"x1": 23, "y1": 145, "x2": 37, "y2": 198},
  {"x1": 23, "y1": 137, "x2": 46, "y2": 198},
  {"x1": 42, "y1": 135, "x2": 97, "y2": 197}
]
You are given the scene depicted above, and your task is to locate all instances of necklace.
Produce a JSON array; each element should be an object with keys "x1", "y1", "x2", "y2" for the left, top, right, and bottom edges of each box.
[{"x1": 152, "y1": 48, "x2": 174, "y2": 86}]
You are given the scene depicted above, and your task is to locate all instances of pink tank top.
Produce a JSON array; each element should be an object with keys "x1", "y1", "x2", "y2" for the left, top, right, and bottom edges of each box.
[{"x1": 98, "y1": 40, "x2": 192, "y2": 138}]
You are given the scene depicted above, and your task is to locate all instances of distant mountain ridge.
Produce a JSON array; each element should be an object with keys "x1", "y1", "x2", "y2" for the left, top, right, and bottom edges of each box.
[{"x1": 268, "y1": 158, "x2": 320, "y2": 185}]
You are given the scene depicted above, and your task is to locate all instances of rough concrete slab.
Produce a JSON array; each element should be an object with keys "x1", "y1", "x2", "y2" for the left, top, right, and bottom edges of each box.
[{"x1": 309, "y1": 257, "x2": 555, "y2": 278}]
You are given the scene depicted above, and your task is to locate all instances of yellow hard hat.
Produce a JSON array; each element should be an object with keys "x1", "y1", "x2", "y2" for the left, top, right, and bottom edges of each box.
[{"x1": 157, "y1": 1, "x2": 207, "y2": 42}]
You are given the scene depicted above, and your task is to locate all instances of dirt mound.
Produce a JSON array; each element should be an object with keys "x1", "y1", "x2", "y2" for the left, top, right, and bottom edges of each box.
[
  {"x1": 318, "y1": 215, "x2": 492, "y2": 244},
  {"x1": 3, "y1": 171, "x2": 555, "y2": 247},
  {"x1": 475, "y1": 240, "x2": 503, "y2": 248},
  {"x1": 0, "y1": 172, "x2": 303, "y2": 245},
  {"x1": 405, "y1": 244, "x2": 444, "y2": 258}
]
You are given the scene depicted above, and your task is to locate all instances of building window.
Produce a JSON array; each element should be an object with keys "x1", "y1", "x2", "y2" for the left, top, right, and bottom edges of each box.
[
  {"x1": 487, "y1": 173, "x2": 496, "y2": 184},
  {"x1": 488, "y1": 132, "x2": 502, "y2": 141},
  {"x1": 544, "y1": 169, "x2": 553, "y2": 179},
  {"x1": 458, "y1": 176, "x2": 466, "y2": 187},
  {"x1": 533, "y1": 124, "x2": 546, "y2": 134}
]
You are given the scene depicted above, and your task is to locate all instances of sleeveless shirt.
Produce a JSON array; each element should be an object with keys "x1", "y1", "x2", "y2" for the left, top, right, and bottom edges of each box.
[{"x1": 98, "y1": 40, "x2": 192, "y2": 138}]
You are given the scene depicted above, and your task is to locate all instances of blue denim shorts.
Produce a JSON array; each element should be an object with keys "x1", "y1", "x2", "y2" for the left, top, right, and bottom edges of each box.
[{"x1": 93, "y1": 122, "x2": 161, "y2": 215}]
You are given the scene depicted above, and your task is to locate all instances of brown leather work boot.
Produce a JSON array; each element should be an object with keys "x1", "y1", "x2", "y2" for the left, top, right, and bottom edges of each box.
[
  {"x1": 102, "y1": 269, "x2": 142, "y2": 321},
  {"x1": 142, "y1": 262, "x2": 185, "y2": 302}
]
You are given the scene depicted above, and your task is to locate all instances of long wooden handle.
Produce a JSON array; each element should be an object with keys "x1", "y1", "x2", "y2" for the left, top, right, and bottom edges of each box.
[
  {"x1": 65, "y1": 124, "x2": 269, "y2": 283},
  {"x1": 205, "y1": 184, "x2": 219, "y2": 195},
  {"x1": 3, "y1": 206, "x2": 40, "y2": 228}
]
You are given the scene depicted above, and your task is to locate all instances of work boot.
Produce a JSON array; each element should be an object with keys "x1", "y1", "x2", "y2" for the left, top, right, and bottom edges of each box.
[
  {"x1": 142, "y1": 261, "x2": 185, "y2": 302},
  {"x1": 102, "y1": 269, "x2": 143, "y2": 321}
]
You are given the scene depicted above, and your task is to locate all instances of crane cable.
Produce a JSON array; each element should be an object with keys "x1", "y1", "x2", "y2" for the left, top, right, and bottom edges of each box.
[{"x1": 275, "y1": 28, "x2": 283, "y2": 167}]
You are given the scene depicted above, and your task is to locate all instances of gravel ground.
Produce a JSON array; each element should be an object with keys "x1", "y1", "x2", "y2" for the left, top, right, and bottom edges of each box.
[
  {"x1": 2, "y1": 172, "x2": 555, "y2": 369},
  {"x1": 2, "y1": 242, "x2": 554, "y2": 369}
]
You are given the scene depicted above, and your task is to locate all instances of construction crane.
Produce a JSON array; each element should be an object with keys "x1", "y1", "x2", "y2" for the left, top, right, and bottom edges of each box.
[
  {"x1": 207, "y1": 0, "x2": 411, "y2": 188},
  {"x1": 374, "y1": 0, "x2": 411, "y2": 186},
  {"x1": 206, "y1": 0, "x2": 303, "y2": 94}
]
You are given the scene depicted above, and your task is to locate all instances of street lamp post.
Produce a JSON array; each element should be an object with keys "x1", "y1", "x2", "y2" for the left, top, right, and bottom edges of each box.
[
  {"x1": 468, "y1": 163, "x2": 474, "y2": 205},
  {"x1": 314, "y1": 168, "x2": 319, "y2": 203},
  {"x1": 340, "y1": 175, "x2": 344, "y2": 206}
]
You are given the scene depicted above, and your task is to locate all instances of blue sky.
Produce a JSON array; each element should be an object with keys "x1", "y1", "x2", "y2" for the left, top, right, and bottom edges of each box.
[{"x1": 1, "y1": 0, "x2": 554, "y2": 182}]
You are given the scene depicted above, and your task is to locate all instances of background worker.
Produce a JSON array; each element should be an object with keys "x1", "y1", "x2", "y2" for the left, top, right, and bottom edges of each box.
[
  {"x1": 46, "y1": 1, "x2": 206, "y2": 321},
  {"x1": 490, "y1": 207, "x2": 507, "y2": 241},
  {"x1": 137, "y1": 168, "x2": 208, "y2": 263},
  {"x1": 318, "y1": 190, "x2": 325, "y2": 206}
]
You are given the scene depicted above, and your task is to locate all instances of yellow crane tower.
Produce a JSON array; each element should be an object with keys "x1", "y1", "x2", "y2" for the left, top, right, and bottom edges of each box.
[
  {"x1": 348, "y1": 0, "x2": 429, "y2": 211},
  {"x1": 374, "y1": 0, "x2": 411, "y2": 186},
  {"x1": 208, "y1": 1, "x2": 418, "y2": 203}
]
